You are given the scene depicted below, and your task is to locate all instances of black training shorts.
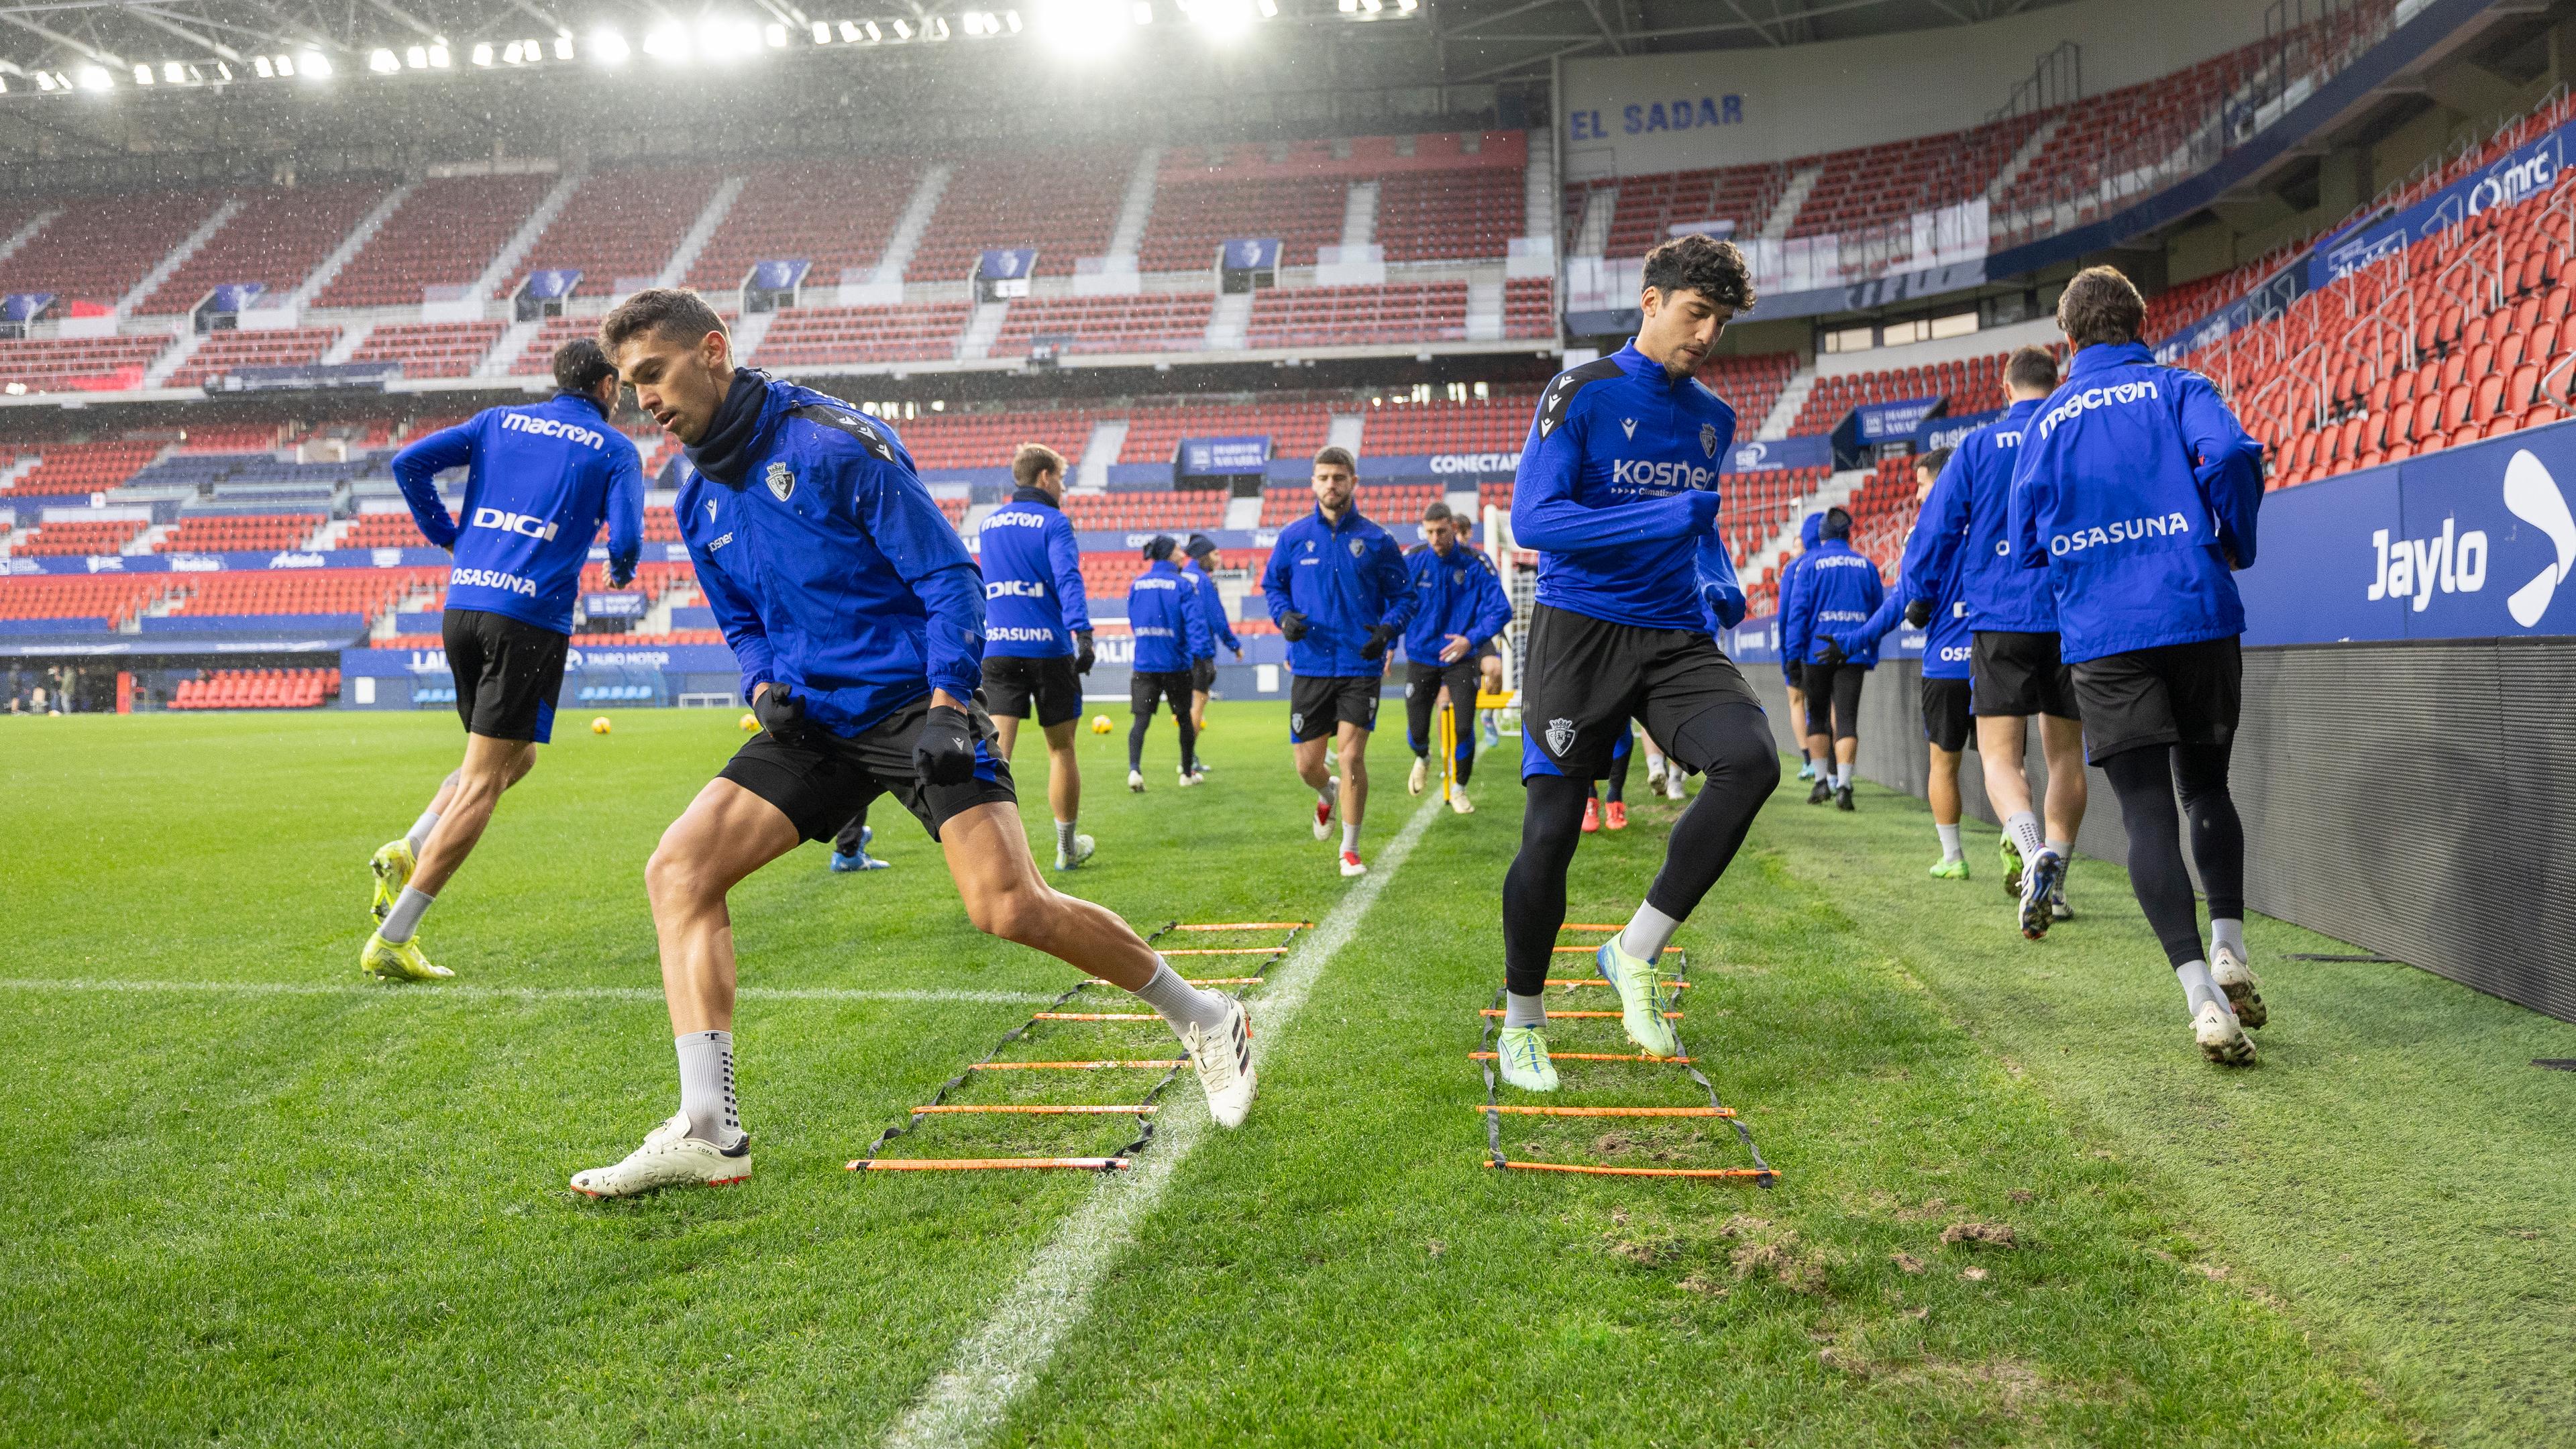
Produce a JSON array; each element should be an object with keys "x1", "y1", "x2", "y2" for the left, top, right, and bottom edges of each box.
[
  {"x1": 1516, "y1": 603, "x2": 1762, "y2": 780},
  {"x1": 442, "y1": 607, "x2": 568, "y2": 745},
  {"x1": 1971, "y1": 629, "x2": 2081, "y2": 720},
  {"x1": 1800, "y1": 659, "x2": 1866, "y2": 741},
  {"x1": 1131, "y1": 669, "x2": 1192, "y2": 718},
  {"x1": 2069, "y1": 635, "x2": 2241, "y2": 765},
  {"x1": 1919, "y1": 676, "x2": 1973, "y2": 753},
  {"x1": 1189, "y1": 655, "x2": 1218, "y2": 693},
  {"x1": 718, "y1": 692, "x2": 1015, "y2": 843},
  {"x1": 981, "y1": 653, "x2": 1083, "y2": 729},
  {"x1": 1289, "y1": 672, "x2": 1381, "y2": 743}
]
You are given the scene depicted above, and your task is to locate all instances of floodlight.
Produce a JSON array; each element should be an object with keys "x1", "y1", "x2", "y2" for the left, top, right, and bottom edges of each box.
[
  {"x1": 891, "y1": 18, "x2": 912, "y2": 38},
  {"x1": 1131, "y1": 2, "x2": 1151, "y2": 23},
  {"x1": 1191, "y1": 0, "x2": 1256, "y2": 39},
  {"x1": 553, "y1": 34, "x2": 574, "y2": 58},
  {"x1": 427, "y1": 42, "x2": 450, "y2": 66},
  {"x1": 1257, "y1": 0, "x2": 1277, "y2": 14},
  {"x1": 1006, "y1": 9, "x2": 1022, "y2": 30},
  {"x1": 766, "y1": 23, "x2": 788, "y2": 46},
  {"x1": 839, "y1": 20, "x2": 862, "y2": 40},
  {"x1": 1360, "y1": 0, "x2": 1382, "y2": 12},
  {"x1": 34, "y1": 71, "x2": 55, "y2": 91},
  {"x1": 1033, "y1": 0, "x2": 1130, "y2": 52},
  {"x1": 812, "y1": 20, "x2": 831, "y2": 41},
  {"x1": 299, "y1": 50, "x2": 330, "y2": 77},
  {"x1": 471, "y1": 42, "x2": 493, "y2": 65},
  {"x1": 404, "y1": 44, "x2": 427, "y2": 68},
  {"x1": 862, "y1": 20, "x2": 881, "y2": 40},
  {"x1": 215, "y1": 62, "x2": 231, "y2": 79},
  {"x1": 642, "y1": 23, "x2": 686, "y2": 59},
  {"x1": 165, "y1": 62, "x2": 187, "y2": 82},
  {"x1": 588, "y1": 29, "x2": 630, "y2": 62},
  {"x1": 77, "y1": 63, "x2": 111, "y2": 90},
  {"x1": 1338, "y1": 0, "x2": 1356, "y2": 10},
  {"x1": 254, "y1": 55, "x2": 275, "y2": 76},
  {"x1": 133, "y1": 64, "x2": 154, "y2": 85}
]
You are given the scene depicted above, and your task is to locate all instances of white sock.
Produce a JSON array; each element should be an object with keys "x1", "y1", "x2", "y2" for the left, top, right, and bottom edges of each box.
[
  {"x1": 1935, "y1": 823, "x2": 1964, "y2": 859},
  {"x1": 1503, "y1": 991, "x2": 1547, "y2": 1028},
  {"x1": 1618, "y1": 901, "x2": 1683, "y2": 965},
  {"x1": 676, "y1": 1028, "x2": 743, "y2": 1146},
  {"x1": 2175, "y1": 960, "x2": 2226, "y2": 1019},
  {"x1": 1342, "y1": 820, "x2": 1361, "y2": 854},
  {"x1": 2006, "y1": 811, "x2": 2045, "y2": 861},
  {"x1": 1834, "y1": 766, "x2": 1852, "y2": 790},
  {"x1": 1645, "y1": 752, "x2": 1666, "y2": 782},
  {"x1": 2211, "y1": 918, "x2": 2247, "y2": 959},
  {"x1": 379, "y1": 885, "x2": 433, "y2": 944},
  {"x1": 2045, "y1": 839, "x2": 2072, "y2": 862},
  {"x1": 404, "y1": 808, "x2": 440, "y2": 856},
  {"x1": 1320, "y1": 776, "x2": 1337, "y2": 803},
  {"x1": 1134, "y1": 957, "x2": 1233, "y2": 1038},
  {"x1": 1055, "y1": 819, "x2": 1078, "y2": 858}
]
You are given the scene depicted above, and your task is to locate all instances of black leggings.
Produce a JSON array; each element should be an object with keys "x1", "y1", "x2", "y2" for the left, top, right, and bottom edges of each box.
[
  {"x1": 2100, "y1": 741, "x2": 2245, "y2": 969},
  {"x1": 1603, "y1": 734, "x2": 1632, "y2": 803},
  {"x1": 1128, "y1": 711, "x2": 1198, "y2": 774},
  {"x1": 1503, "y1": 701, "x2": 1778, "y2": 996}
]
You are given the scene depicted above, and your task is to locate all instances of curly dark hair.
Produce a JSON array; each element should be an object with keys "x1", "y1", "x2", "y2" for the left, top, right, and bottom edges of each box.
[
  {"x1": 1915, "y1": 445, "x2": 1953, "y2": 478},
  {"x1": 1642, "y1": 232, "x2": 1756, "y2": 313},
  {"x1": 2057, "y1": 266, "x2": 2145, "y2": 349},
  {"x1": 551, "y1": 338, "x2": 619, "y2": 394}
]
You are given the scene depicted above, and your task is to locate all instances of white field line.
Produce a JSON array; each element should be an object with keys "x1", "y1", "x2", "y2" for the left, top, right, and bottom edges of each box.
[
  {"x1": 881, "y1": 791, "x2": 1447, "y2": 1449},
  {"x1": 0, "y1": 979, "x2": 1056, "y2": 1007}
]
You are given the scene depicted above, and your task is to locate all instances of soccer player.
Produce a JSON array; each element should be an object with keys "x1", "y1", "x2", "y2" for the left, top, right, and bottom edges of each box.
[
  {"x1": 1495, "y1": 233, "x2": 1770, "y2": 1091},
  {"x1": 1181, "y1": 533, "x2": 1241, "y2": 767},
  {"x1": 1784, "y1": 506, "x2": 1884, "y2": 810},
  {"x1": 1260, "y1": 447, "x2": 1415, "y2": 877},
  {"x1": 1402, "y1": 500, "x2": 1511, "y2": 815},
  {"x1": 2007, "y1": 265, "x2": 2267, "y2": 1065},
  {"x1": 363, "y1": 339, "x2": 643, "y2": 981},
  {"x1": 976, "y1": 443, "x2": 1097, "y2": 869},
  {"x1": 1126, "y1": 535, "x2": 1212, "y2": 792},
  {"x1": 828, "y1": 814, "x2": 889, "y2": 871},
  {"x1": 573, "y1": 291, "x2": 1252, "y2": 1195},
  {"x1": 1844, "y1": 447, "x2": 1975, "y2": 875},
  {"x1": 1582, "y1": 722, "x2": 1636, "y2": 833},
  {"x1": 1776, "y1": 512, "x2": 1825, "y2": 780},
  {"x1": 1911, "y1": 345, "x2": 2090, "y2": 922}
]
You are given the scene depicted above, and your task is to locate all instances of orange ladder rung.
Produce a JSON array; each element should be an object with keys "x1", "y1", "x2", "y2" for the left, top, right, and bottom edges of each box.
[
  {"x1": 1483, "y1": 1160, "x2": 1774, "y2": 1180},
  {"x1": 1480, "y1": 1009, "x2": 1679, "y2": 1020},
  {"x1": 1032, "y1": 1012, "x2": 1161, "y2": 1021},
  {"x1": 1557, "y1": 923, "x2": 1627, "y2": 931},
  {"x1": 1185, "y1": 977, "x2": 1264, "y2": 985},
  {"x1": 1173, "y1": 922, "x2": 1311, "y2": 930},
  {"x1": 1477, "y1": 1105, "x2": 1734, "y2": 1118},
  {"x1": 1471, "y1": 1051, "x2": 1693, "y2": 1063},
  {"x1": 853, "y1": 1157, "x2": 1132, "y2": 1171},
  {"x1": 908, "y1": 1104, "x2": 1153, "y2": 1115},
  {"x1": 1550, "y1": 945, "x2": 1670, "y2": 954},
  {"x1": 969, "y1": 1059, "x2": 1183, "y2": 1071},
  {"x1": 1161, "y1": 947, "x2": 1285, "y2": 955},
  {"x1": 1544, "y1": 978, "x2": 1688, "y2": 987}
]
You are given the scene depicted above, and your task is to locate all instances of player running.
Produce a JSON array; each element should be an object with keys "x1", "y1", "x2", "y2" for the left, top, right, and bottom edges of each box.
[
  {"x1": 1785, "y1": 506, "x2": 1884, "y2": 810},
  {"x1": 1181, "y1": 533, "x2": 1240, "y2": 771},
  {"x1": 975, "y1": 443, "x2": 1097, "y2": 869},
  {"x1": 572, "y1": 290, "x2": 1252, "y2": 1195},
  {"x1": 1777, "y1": 512, "x2": 1825, "y2": 782},
  {"x1": 2007, "y1": 266, "x2": 2267, "y2": 1065},
  {"x1": 1402, "y1": 500, "x2": 1511, "y2": 815},
  {"x1": 1260, "y1": 447, "x2": 1415, "y2": 878},
  {"x1": 1495, "y1": 233, "x2": 1770, "y2": 1091},
  {"x1": 1912, "y1": 345, "x2": 2090, "y2": 924},
  {"x1": 1126, "y1": 535, "x2": 1213, "y2": 792},
  {"x1": 1843, "y1": 447, "x2": 1975, "y2": 875},
  {"x1": 362, "y1": 339, "x2": 643, "y2": 981}
]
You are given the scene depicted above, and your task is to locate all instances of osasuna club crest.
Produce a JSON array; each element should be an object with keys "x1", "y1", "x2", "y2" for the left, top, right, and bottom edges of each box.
[
  {"x1": 765, "y1": 461, "x2": 796, "y2": 502},
  {"x1": 1701, "y1": 423, "x2": 1719, "y2": 458},
  {"x1": 1289, "y1": 711, "x2": 1305, "y2": 734},
  {"x1": 1348, "y1": 538, "x2": 1366, "y2": 557},
  {"x1": 1545, "y1": 717, "x2": 1576, "y2": 755}
]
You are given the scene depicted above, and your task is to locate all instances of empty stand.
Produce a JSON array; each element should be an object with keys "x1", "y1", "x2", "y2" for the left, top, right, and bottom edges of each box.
[
  {"x1": 1503, "y1": 278, "x2": 1554, "y2": 339},
  {"x1": 1246, "y1": 283, "x2": 1468, "y2": 350},
  {"x1": 0, "y1": 573, "x2": 178, "y2": 627},
  {"x1": 317, "y1": 173, "x2": 553, "y2": 309},
  {"x1": 9, "y1": 517, "x2": 145, "y2": 556},
  {"x1": 1376, "y1": 167, "x2": 1523, "y2": 262},
  {"x1": 0, "y1": 190, "x2": 227, "y2": 307},
  {"x1": 1260, "y1": 482, "x2": 1440, "y2": 527},
  {"x1": 1143, "y1": 171, "x2": 1348, "y2": 272},
  {"x1": 1, "y1": 440, "x2": 162, "y2": 496},
  {"x1": 341, "y1": 512, "x2": 433, "y2": 548},
  {"x1": 1055, "y1": 492, "x2": 1228, "y2": 532},
  {"x1": 170, "y1": 327, "x2": 339, "y2": 389},
  {"x1": 1120, "y1": 400, "x2": 1334, "y2": 463},
  {"x1": 137, "y1": 182, "x2": 391, "y2": 315},
  {"x1": 909, "y1": 150, "x2": 1128, "y2": 282},
  {"x1": 158, "y1": 513, "x2": 325, "y2": 553},
  {"x1": 506, "y1": 167, "x2": 723, "y2": 299},
  {"x1": 352, "y1": 321, "x2": 506, "y2": 380},
  {"x1": 167, "y1": 568, "x2": 437, "y2": 623},
  {"x1": 994, "y1": 294, "x2": 1215, "y2": 357},
  {"x1": 751, "y1": 303, "x2": 971, "y2": 370},
  {"x1": 1785, "y1": 117, "x2": 2039, "y2": 239},
  {"x1": 895, "y1": 409, "x2": 1095, "y2": 472},
  {"x1": 169, "y1": 667, "x2": 341, "y2": 710},
  {"x1": 687, "y1": 160, "x2": 922, "y2": 292},
  {"x1": 1699, "y1": 352, "x2": 1798, "y2": 431},
  {"x1": 1578, "y1": 164, "x2": 1790, "y2": 262},
  {"x1": 1360, "y1": 392, "x2": 1540, "y2": 455},
  {"x1": 0, "y1": 335, "x2": 172, "y2": 396},
  {"x1": 1792, "y1": 352, "x2": 2011, "y2": 437},
  {"x1": 176, "y1": 423, "x2": 282, "y2": 452}
]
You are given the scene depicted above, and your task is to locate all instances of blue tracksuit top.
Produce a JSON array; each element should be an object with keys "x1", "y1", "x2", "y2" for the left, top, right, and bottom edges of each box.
[
  {"x1": 1700, "y1": 531, "x2": 1748, "y2": 632},
  {"x1": 2006, "y1": 341, "x2": 2264, "y2": 663},
  {"x1": 1510, "y1": 339, "x2": 1733, "y2": 631},
  {"x1": 678, "y1": 372, "x2": 986, "y2": 737},
  {"x1": 1773, "y1": 513, "x2": 1825, "y2": 681},
  {"x1": 1127, "y1": 558, "x2": 1212, "y2": 673},
  {"x1": 390, "y1": 390, "x2": 643, "y2": 635},
  {"x1": 1851, "y1": 508, "x2": 1973, "y2": 680},
  {"x1": 1181, "y1": 558, "x2": 1239, "y2": 657},
  {"x1": 1909, "y1": 398, "x2": 2056, "y2": 635},
  {"x1": 1784, "y1": 539, "x2": 1888, "y2": 667},
  {"x1": 1260, "y1": 506, "x2": 1417, "y2": 677},
  {"x1": 976, "y1": 485, "x2": 1090, "y2": 659},
  {"x1": 1402, "y1": 539, "x2": 1513, "y2": 663}
]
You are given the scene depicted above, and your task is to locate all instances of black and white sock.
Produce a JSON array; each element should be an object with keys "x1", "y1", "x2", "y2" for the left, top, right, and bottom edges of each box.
[
  {"x1": 2005, "y1": 810, "x2": 2046, "y2": 862},
  {"x1": 676, "y1": 1028, "x2": 744, "y2": 1146},
  {"x1": 1055, "y1": 819, "x2": 1079, "y2": 859},
  {"x1": 1134, "y1": 958, "x2": 1233, "y2": 1040}
]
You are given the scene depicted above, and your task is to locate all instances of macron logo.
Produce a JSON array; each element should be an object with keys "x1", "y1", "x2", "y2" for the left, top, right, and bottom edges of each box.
[
  {"x1": 500, "y1": 412, "x2": 606, "y2": 449},
  {"x1": 2505, "y1": 450, "x2": 2576, "y2": 627}
]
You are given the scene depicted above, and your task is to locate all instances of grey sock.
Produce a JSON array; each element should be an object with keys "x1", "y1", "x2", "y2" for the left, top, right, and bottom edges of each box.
[
  {"x1": 676, "y1": 1029, "x2": 744, "y2": 1146},
  {"x1": 1503, "y1": 991, "x2": 1547, "y2": 1028},
  {"x1": 2211, "y1": 918, "x2": 2246, "y2": 959},
  {"x1": 404, "y1": 808, "x2": 441, "y2": 856},
  {"x1": 1935, "y1": 823, "x2": 1964, "y2": 859},
  {"x1": 1617, "y1": 902, "x2": 1683, "y2": 965},
  {"x1": 1134, "y1": 959, "x2": 1232, "y2": 1040},
  {"x1": 2044, "y1": 838, "x2": 2072, "y2": 862},
  {"x1": 1055, "y1": 819, "x2": 1077, "y2": 858},
  {"x1": 2006, "y1": 810, "x2": 2045, "y2": 861},
  {"x1": 380, "y1": 885, "x2": 433, "y2": 944},
  {"x1": 2176, "y1": 960, "x2": 2226, "y2": 1018}
]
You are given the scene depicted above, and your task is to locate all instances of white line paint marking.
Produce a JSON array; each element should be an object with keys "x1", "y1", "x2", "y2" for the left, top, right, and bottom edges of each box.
[
  {"x1": 0, "y1": 979, "x2": 1056, "y2": 1007},
  {"x1": 880, "y1": 792, "x2": 1447, "y2": 1449}
]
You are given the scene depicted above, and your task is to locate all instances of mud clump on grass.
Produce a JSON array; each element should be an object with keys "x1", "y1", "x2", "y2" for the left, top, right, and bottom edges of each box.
[{"x1": 1941, "y1": 1222, "x2": 2018, "y2": 1249}]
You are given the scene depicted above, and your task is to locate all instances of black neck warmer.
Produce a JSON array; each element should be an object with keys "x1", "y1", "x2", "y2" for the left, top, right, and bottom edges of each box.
[
  {"x1": 686, "y1": 369, "x2": 771, "y2": 488},
  {"x1": 1010, "y1": 484, "x2": 1057, "y2": 507}
]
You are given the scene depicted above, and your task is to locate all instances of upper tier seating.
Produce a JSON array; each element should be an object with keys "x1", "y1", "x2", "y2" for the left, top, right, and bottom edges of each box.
[
  {"x1": 1375, "y1": 166, "x2": 1523, "y2": 262},
  {"x1": 994, "y1": 294, "x2": 1216, "y2": 358},
  {"x1": 1358, "y1": 392, "x2": 1541, "y2": 455},
  {"x1": 137, "y1": 182, "x2": 391, "y2": 315},
  {"x1": 1785, "y1": 117, "x2": 2041, "y2": 238},
  {"x1": 0, "y1": 190, "x2": 227, "y2": 307},
  {"x1": 893, "y1": 409, "x2": 1095, "y2": 472},
  {"x1": 0, "y1": 574, "x2": 177, "y2": 627},
  {"x1": 9, "y1": 517, "x2": 145, "y2": 556},
  {"x1": 2, "y1": 440, "x2": 163, "y2": 496},
  {"x1": 506, "y1": 167, "x2": 724, "y2": 299},
  {"x1": 1578, "y1": 163, "x2": 1790, "y2": 261},
  {"x1": 1848, "y1": 456, "x2": 1926, "y2": 574},
  {"x1": 1503, "y1": 278, "x2": 1554, "y2": 339},
  {"x1": 1699, "y1": 352, "x2": 1799, "y2": 431},
  {"x1": 165, "y1": 568, "x2": 438, "y2": 623},
  {"x1": 341, "y1": 512, "x2": 433, "y2": 548},
  {"x1": 158, "y1": 513, "x2": 325, "y2": 553},
  {"x1": 908, "y1": 150, "x2": 1128, "y2": 282},
  {"x1": 1055, "y1": 492, "x2": 1228, "y2": 533},
  {"x1": 1258, "y1": 482, "x2": 1443, "y2": 528},
  {"x1": 176, "y1": 423, "x2": 283, "y2": 452},
  {"x1": 317, "y1": 174, "x2": 553, "y2": 309},
  {"x1": 350, "y1": 321, "x2": 506, "y2": 380},
  {"x1": 1246, "y1": 283, "x2": 1468, "y2": 350},
  {"x1": 687, "y1": 160, "x2": 923, "y2": 293},
  {"x1": 1142, "y1": 173, "x2": 1348, "y2": 272},
  {"x1": 751, "y1": 303, "x2": 971, "y2": 370},
  {"x1": 1120, "y1": 402, "x2": 1333, "y2": 463},
  {"x1": 1790, "y1": 352, "x2": 2013, "y2": 437},
  {"x1": 0, "y1": 335, "x2": 172, "y2": 396},
  {"x1": 171, "y1": 327, "x2": 339, "y2": 389}
]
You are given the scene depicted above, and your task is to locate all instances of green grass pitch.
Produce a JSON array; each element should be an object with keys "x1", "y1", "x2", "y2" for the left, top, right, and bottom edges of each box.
[{"x1": 5, "y1": 702, "x2": 2573, "y2": 1446}]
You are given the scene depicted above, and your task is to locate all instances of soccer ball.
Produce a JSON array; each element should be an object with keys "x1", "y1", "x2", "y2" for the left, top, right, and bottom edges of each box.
[
  {"x1": 1089, "y1": 714, "x2": 1112, "y2": 735},
  {"x1": 590, "y1": 716, "x2": 612, "y2": 735},
  {"x1": 740, "y1": 711, "x2": 759, "y2": 732}
]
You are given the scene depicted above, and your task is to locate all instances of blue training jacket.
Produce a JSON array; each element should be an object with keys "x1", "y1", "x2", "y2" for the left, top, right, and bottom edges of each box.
[
  {"x1": 1772, "y1": 513, "x2": 1826, "y2": 682},
  {"x1": 390, "y1": 390, "x2": 643, "y2": 635},
  {"x1": 1910, "y1": 398, "x2": 2055, "y2": 635},
  {"x1": 1510, "y1": 340, "x2": 1732, "y2": 631},
  {"x1": 678, "y1": 372, "x2": 989, "y2": 740},
  {"x1": 1402, "y1": 539, "x2": 1513, "y2": 664},
  {"x1": 2006, "y1": 341, "x2": 2265, "y2": 663},
  {"x1": 976, "y1": 485, "x2": 1091, "y2": 659},
  {"x1": 1127, "y1": 558, "x2": 1213, "y2": 673},
  {"x1": 1784, "y1": 539, "x2": 1888, "y2": 667},
  {"x1": 1260, "y1": 506, "x2": 1417, "y2": 677},
  {"x1": 1849, "y1": 504, "x2": 1973, "y2": 680},
  {"x1": 1181, "y1": 557, "x2": 1239, "y2": 657}
]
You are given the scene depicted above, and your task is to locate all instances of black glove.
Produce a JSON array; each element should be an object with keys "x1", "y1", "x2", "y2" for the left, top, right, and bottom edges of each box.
[
  {"x1": 1816, "y1": 636, "x2": 1847, "y2": 666},
  {"x1": 1073, "y1": 629, "x2": 1095, "y2": 676},
  {"x1": 914, "y1": 703, "x2": 979, "y2": 787},
  {"x1": 1904, "y1": 598, "x2": 1933, "y2": 629},
  {"x1": 1360, "y1": 623, "x2": 1399, "y2": 662},
  {"x1": 606, "y1": 561, "x2": 635, "y2": 590},
  {"x1": 753, "y1": 685, "x2": 808, "y2": 745},
  {"x1": 1279, "y1": 611, "x2": 1309, "y2": 643}
]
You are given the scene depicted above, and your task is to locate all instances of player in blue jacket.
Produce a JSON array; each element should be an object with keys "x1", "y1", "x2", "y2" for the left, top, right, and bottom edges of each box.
[
  {"x1": 1126, "y1": 536, "x2": 1214, "y2": 791},
  {"x1": 1492, "y1": 233, "x2": 1779, "y2": 1093},
  {"x1": 1909, "y1": 345, "x2": 2090, "y2": 914},
  {"x1": 572, "y1": 290, "x2": 1254, "y2": 1197},
  {"x1": 1259, "y1": 446, "x2": 1416, "y2": 877},
  {"x1": 1775, "y1": 511, "x2": 1825, "y2": 780},
  {"x1": 1401, "y1": 501, "x2": 1513, "y2": 815},
  {"x1": 1843, "y1": 447, "x2": 1977, "y2": 875},
  {"x1": 2006, "y1": 266, "x2": 2269, "y2": 1067},
  {"x1": 976, "y1": 442, "x2": 1095, "y2": 871},
  {"x1": 361, "y1": 339, "x2": 643, "y2": 983},
  {"x1": 1181, "y1": 534, "x2": 1240, "y2": 757},
  {"x1": 1784, "y1": 506, "x2": 1885, "y2": 810}
]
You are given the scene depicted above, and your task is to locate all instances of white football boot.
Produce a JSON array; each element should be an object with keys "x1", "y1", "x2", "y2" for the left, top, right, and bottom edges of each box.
[
  {"x1": 2194, "y1": 1000, "x2": 2257, "y2": 1066},
  {"x1": 1183, "y1": 998, "x2": 1256, "y2": 1128},
  {"x1": 570, "y1": 1112, "x2": 752, "y2": 1198}
]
